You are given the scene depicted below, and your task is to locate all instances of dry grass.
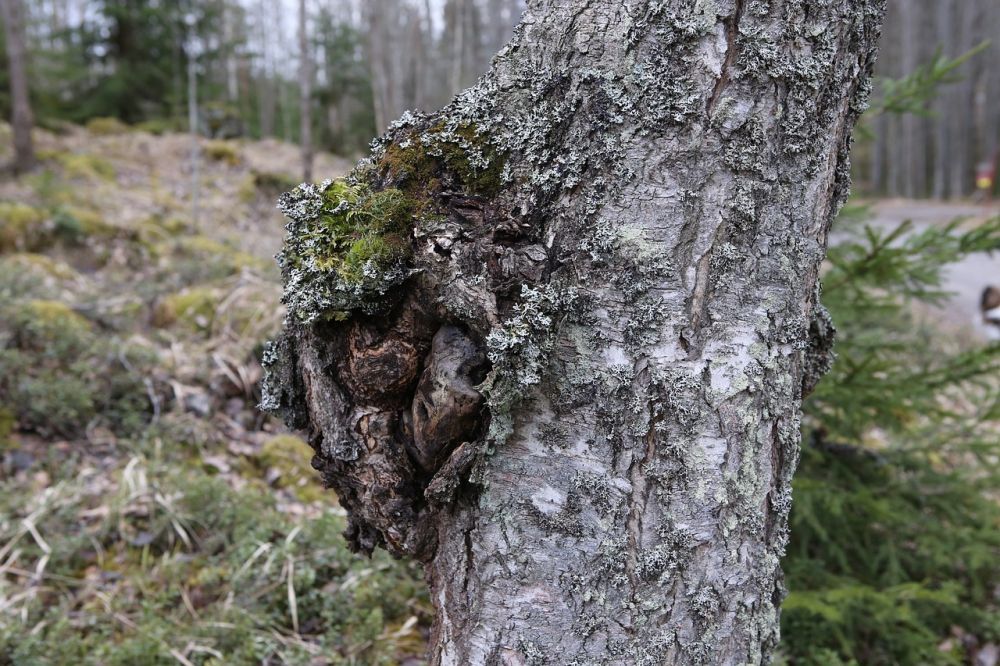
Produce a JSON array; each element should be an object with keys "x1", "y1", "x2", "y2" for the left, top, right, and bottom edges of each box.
[{"x1": 0, "y1": 123, "x2": 430, "y2": 664}]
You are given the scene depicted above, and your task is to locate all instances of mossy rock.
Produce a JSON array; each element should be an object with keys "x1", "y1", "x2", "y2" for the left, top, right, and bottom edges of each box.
[
  {"x1": 152, "y1": 287, "x2": 220, "y2": 332},
  {"x1": 257, "y1": 434, "x2": 324, "y2": 501},
  {"x1": 203, "y1": 140, "x2": 241, "y2": 166},
  {"x1": 0, "y1": 201, "x2": 46, "y2": 252},
  {"x1": 1, "y1": 253, "x2": 79, "y2": 281},
  {"x1": 9, "y1": 299, "x2": 93, "y2": 349},
  {"x1": 39, "y1": 150, "x2": 116, "y2": 181},
  {"x1": 85, "y1": 116, "x2": 129, "y2": 135}
]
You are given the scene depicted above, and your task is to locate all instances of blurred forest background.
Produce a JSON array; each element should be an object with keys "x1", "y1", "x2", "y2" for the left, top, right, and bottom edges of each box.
[
  {"x1": 1, "y1": 0, "x2": 997, "y2": 194},
  {"x1": 0, "y1": 1, "x2": 999, "y2": 665}
]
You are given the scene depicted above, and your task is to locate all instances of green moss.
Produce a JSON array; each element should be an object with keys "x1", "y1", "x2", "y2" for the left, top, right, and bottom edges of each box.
[
  {"x1": 203, "y1": 140, "x2": 241, "y2": 166},
  {"x1": 0, "y1": 201, "x2": 46, "y2": 252},
  {"x1": 380, "y1": 121, "x2": 506, "y2": 196},
  {"x1": 41, "y1": 150, "x2": 116, "y2": 181},
  {"x1": 152, "y1": 287, "x2": 220, "y2": 332},
  {"x1": 52, "y1": 205, "x2": 121, "y2": 243},
  {"x1": 85, "y1": 116, "x2": 129, "y2": 135},
  {"x1": 257, "y1": 434, "x2": 324, "y2": 502},
  {"x1": 0, "y1": 299, "x2": 152, "y2": 437},
  {"x1": 248, "y1": 170, "x2": 299, "y2": 199},
  {"x1": 14, "y1": 299, "x2": 92, "y2": 346},
  {"x1": 157, "y1": 235, "x2": 271, "y2": 277},
  {"x1": 277, "y1": 180, "x2": 420, "y2": 322},
  {"x1": 3, "y1": 253, "x2": 76, "y2": 280},
  {"x1": 133, "y1": 118, "x2": 180, "y2": 135}
]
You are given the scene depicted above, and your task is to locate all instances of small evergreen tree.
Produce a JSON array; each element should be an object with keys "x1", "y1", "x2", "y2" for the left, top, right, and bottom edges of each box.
[{"x1": 781, "y1": 47, "x2": 1000, "y2": 665}]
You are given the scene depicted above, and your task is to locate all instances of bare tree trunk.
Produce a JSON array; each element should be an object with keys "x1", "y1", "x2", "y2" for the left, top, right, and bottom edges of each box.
[
  {"x1": 257, "y1": 0, "x2": 276, "y2": 137},
  {"x1": 950, "y1": 2, "x2": 976, "y2": 198},
  {"x1": 364, "y1": 0, "x2": 392, "y2": 134},
  {"x1": 264, "y1": 1, "x2": 885, "y2": 663},
  {"x1": 298, "y1": 0, "x2": 313, "y2": 182},
  {"x1": 223, "y1": 3, "x2": 239, "y2": 104},
  {"x1": 0, "y1": 0, "x2": 35, "y2": 174},
  {"x1": 933, "y1": 0, "x2": 954, "y2": 200},
  {"x1": 449, "y1": 0, "x2": 465, "y2": 94},
  {"x1": 186, "y1": 20, "x2": 200, "y2": 227}
]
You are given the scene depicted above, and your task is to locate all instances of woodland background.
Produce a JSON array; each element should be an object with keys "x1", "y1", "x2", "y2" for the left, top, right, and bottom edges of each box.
[{"x1": 0, "y1": 1, "x2": 999, "y2": 664}]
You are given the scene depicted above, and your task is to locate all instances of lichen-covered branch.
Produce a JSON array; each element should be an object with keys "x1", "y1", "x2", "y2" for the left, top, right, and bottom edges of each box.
[{"x1": 262, "y1": 0, "x2": 886, "y2": 663}]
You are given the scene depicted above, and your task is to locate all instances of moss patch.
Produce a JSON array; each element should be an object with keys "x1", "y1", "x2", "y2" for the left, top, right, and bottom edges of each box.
[
  {"x1": 152, "y1": 287, "x2": 220, "y2": 332},
  {"x1": 40, "y1": 150, "x2": 117, "y2": 181},
  {"x1": 204, "y1": 140, "x2": 242, "y2": 166},
  {"x1": 379, "y1": 121, "x2": 506, "y2": 196},
  {"x1": 0, "y1": 201, "x2": 46, "y2": 252},
  {"x1": 0, "y1": 298, "x2": 153, "y2": 437},
  {"x1": 256, "y1": 434, "x2": 325, "y2": 502},
  {"x1": 85, "y1": 116, "x2": 129, "y2": 135},
  {"x1": 276, "y1": 180, "x2": 419, "y2": 322}
]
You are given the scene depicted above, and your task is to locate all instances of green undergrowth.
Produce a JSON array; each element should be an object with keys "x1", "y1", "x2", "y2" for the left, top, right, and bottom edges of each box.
[
  {"x1": 780, "y1": 211, "x2": 1000, "y2": 665},
  {"x1": 0, "y1": 454, "x2": 430, "y2": 665},
  {"x1": 0, "y1": 127, "x2": 433, "y2": 664},
  {"x1": 0, "y1": 299, "x2": 156, "y2": 438}
]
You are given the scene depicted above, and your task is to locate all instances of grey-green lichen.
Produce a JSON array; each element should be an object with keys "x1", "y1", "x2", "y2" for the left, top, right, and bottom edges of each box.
[
  {"x1": 276, "y1": 179, "x2": 417, "y2": 323},
  {"x1": 480, "y1": 283, "x2": 578, "y2": 447}
]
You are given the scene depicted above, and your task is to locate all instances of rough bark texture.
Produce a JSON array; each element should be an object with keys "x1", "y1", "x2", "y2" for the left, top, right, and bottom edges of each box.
[{"x1": 263, "y1": 1, "x2": 885, "y2": 663}]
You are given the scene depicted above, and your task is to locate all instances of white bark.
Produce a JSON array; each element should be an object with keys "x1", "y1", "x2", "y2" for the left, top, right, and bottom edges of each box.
[{"x1": 264, "y1": 1, "x2": 885, "y2": 663}]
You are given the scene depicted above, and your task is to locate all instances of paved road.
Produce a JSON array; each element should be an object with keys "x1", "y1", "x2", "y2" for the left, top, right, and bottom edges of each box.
[{"x1": 857, "y1": 199, "x2": 1000, "y2": 340}]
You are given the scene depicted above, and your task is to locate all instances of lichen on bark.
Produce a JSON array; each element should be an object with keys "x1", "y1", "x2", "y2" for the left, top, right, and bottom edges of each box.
[{"x1": 262, "y1": 0, "x2": 886, "y2": 663}]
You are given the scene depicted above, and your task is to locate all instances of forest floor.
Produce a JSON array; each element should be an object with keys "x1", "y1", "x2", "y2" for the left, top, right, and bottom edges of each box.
[
  {"x1": 0, "y1": 121, "x2": 997, "y2": 664},
  {"x1": 0, "y1": 121, "x2": 431, "y2": 665}
]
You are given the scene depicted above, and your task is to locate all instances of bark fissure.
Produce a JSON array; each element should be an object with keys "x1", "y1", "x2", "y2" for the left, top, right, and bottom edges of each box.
[
  {"x1": 625, "y1": 409, "x2": 660, "y2": 596},
  {"x1": 706, "y1": 0, "x2": 745, "y2": 117}
]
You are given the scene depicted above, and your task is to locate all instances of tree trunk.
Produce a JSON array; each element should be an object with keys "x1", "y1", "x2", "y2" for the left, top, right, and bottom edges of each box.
[
  {"x1": 263, "y1": 1, "x2": 885, "y2": 663},
  {"x1": 0, "y1": 0, "x2": 35, "y2": 174},
  {"x1": 932, "y1": 0, "x2": 954, "y2": 200},
  {"x1": 298, "y1": 0, "x2": 313, "y2": 182}
]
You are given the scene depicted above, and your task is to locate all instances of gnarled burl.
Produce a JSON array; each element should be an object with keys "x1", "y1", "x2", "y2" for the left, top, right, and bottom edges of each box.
[{"x1": 262, "y1": 1, "x2": 885, "y2": 663}]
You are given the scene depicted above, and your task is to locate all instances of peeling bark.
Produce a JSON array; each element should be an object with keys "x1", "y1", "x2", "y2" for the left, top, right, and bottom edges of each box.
[{"x1": 263, "y1": 1, "x2": 886, "y2": 663}]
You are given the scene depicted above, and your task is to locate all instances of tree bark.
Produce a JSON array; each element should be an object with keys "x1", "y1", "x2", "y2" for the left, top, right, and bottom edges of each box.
[
  {"x1": 0, "y1": 0, "x2": 35, "y2": 174},
  {"x1": 263, "y1": 1, "x2": 885, "y2": 663}
]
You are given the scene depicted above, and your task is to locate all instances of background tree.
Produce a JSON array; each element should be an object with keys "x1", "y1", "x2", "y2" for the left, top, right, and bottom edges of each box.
[
  {"x1": 298, "y1": 0, "x2": 313, "y2": 181},
  {"x1": 0, "y1": 0, "x2": 34, "y2": 173},
  {"x1": 263, "y1": 1, "x2": 886, "y2": 662}
]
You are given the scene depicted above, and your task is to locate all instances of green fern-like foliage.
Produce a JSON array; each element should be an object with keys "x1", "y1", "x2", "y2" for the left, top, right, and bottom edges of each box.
[{"x1": 781, "y1": 211, "x2": 1000, "y2": 664}]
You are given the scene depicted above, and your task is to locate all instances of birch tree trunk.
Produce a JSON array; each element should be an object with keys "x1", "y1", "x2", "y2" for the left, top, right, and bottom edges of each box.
[
  {"x1": 0, "y1": 0, "x2": 35, "y2": 174},
  {"x1": 263, "y1": 1, "x2": 885, "y2": 663}
]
